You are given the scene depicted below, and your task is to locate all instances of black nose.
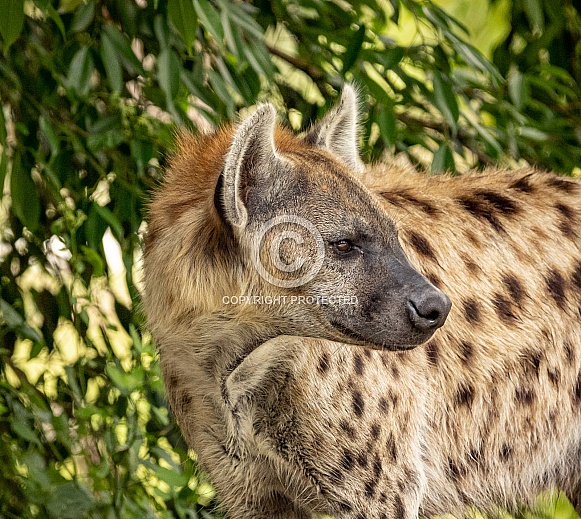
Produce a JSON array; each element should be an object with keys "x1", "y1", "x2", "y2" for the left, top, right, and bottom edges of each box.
[{"x1": 407, "y1": 289, "x2": 451, "y2": 332}]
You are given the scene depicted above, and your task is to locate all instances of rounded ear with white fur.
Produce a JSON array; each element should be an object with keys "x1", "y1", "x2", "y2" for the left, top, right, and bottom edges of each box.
[
  {"x1": 221, "y1": 104, "x2": 282, "y2": 229},
  {"x1": 303, "y1": 84, "x2": 364, "y2": 174}
]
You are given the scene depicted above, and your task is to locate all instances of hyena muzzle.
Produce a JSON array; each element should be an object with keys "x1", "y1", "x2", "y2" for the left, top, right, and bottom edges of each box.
[{"x1": 142, "y1": 86, "x2": 581, "y2": 519}]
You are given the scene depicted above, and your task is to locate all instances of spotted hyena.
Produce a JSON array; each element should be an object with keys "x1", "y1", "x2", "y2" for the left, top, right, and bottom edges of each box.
[{"x1": 142, "y1": 86, "x2": 581, "y2": 519}]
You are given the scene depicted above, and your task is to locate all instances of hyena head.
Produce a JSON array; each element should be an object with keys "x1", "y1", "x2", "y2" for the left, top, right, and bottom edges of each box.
[
  {"x1": 144, "y1": 86, "x2": 450, "y2": 350},
  {"x1": 215, "y1": 86, "x2": 451, "y2": 350}
]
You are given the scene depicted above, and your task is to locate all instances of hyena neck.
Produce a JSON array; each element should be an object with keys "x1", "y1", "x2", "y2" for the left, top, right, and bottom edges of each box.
[{"x1": 169, "y1": 310, "x2": 285, "y2": 378}]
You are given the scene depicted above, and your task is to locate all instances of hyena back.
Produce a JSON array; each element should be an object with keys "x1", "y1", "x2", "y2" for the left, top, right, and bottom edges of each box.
[{"x1": 142, "y1": 86, "x2": 581, "y2": 519}]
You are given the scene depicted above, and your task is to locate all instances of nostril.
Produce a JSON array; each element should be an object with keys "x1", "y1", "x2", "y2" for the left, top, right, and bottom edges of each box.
[
  {"x1": 407, "y1": 291, "x2": 451, "y2": 332},
  {"x1": 423, "y1": 308, "x2": 441, "y2": 322}
]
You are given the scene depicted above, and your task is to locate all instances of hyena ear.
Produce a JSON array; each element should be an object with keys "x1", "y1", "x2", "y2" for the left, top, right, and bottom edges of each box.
[
  {"x1": 221, "y1": 104, "x2": 281, "y2": 229},
  {"x1": 303, "y1": 84, "x2": 364, "y2": 174}
]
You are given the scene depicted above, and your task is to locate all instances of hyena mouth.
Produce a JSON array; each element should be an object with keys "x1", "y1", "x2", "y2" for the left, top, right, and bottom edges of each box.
[{"x1": 329, "y1": 320, "x2": 421, "y2": 351}]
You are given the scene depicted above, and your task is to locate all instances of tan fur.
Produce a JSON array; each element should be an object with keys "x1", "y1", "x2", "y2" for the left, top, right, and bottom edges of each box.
[{"x1": 142, "y1": 95, "x2": 581, "y2": 519}]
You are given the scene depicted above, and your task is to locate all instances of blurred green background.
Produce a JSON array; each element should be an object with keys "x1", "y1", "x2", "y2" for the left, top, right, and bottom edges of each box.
[{"x1": 0, "y1": 0, "x2": 580, "y2": 517}]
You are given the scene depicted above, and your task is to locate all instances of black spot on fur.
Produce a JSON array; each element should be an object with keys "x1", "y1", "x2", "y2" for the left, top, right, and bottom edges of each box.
[
  {"x1": 364, "y1": 479, "x2": 376, "y2": 498},
  {"x1": 339, "y1": 419, "x2": 357, "y2": 440},
  {"x1": 338, "y1": 502, "x2": 352, "y2": 512},
  {"x1": 555, "y1": 203, "x2": 575, "y2": 220},
  {"x1": 558, "y1": 219, "x2": 576, "y2": 239},
  {"x1": 447, "y1": 458, "x2": 465, "y2": 481},
  {"x1": 573, "y1": 373, "x2": 581, "y2": 405},
  {"x1": 502, "y1": 274, "x2": 526, "y2": 304},
  {"x1": 328, "y1": 466, "x2": 344, "y2": 483},
  {"x1": 547, "y1": 176, "x2": 579, "y2": 193},
  {"x1": 380, "y1": 192, "x2": 405, "y2": 208},
  {"x1": 181, "y1": 391, "x2": 192, "y2": 408},
  {"x1": 458, "y1": 196, "x2": 504, "y2": 232},
  {"x1": 352, "y1": 390, "x2": 365, "y2": 418},
  {"x1": 515, "y1": 386, "x2": 535, "y2": 405},
  {"x1": 525, "y1": 350, "x2": 542, "y2": 378},
  {"x1": 401, "y1": 193, "x2": 440, "y2": 216},
  {"x1": 386, "y1": 433, "x2": 398, "y2": 462},
  {"x1": 391, "y1": 364, "x2": 400, "y2": 379},
  {"x1": 493, "y1": 292, "x2": 517, "y2": 322},
  {"x1": 455, "y1": 382, "x2": 475, "y2": 407},
  {"x1": 500, "y1": 443, "x2": 512, "y2": 460},
  {"x1": 357, "y1": 452, "x2": 369, "y2": 468},
  {"x1": 463, "y1": 299, "x2": 481, "y2": 325},
  {"x1": 426, "y1": 340, "x2": 440, "y2": 366},
  {"x1": 545, "y1": 269, "x2": 566, "y2": 309},
  {"x1": 460, "y1": 341, "x2": 474, "y2": 366},
  {"x1": 394, "y1": 495, "x2": 405, "y2": 518},
  {"x1": 341, "y1": 449, "x2": 355, "y2": 471},
  {"x1": 464, "y1": 229, "x2": 482, "y2": 249},
  {"x1": 354, "y1": 353, "x2": 364, "y2": 376},
  {"x1": 548, "y1": 368, "x2": 560, "y2": 386},
  {"x1": 572, "y1": 262, "x2": 581, "y2": 291},
  {"x1": 370, "y1": 422, "x2": 381, "y2": 441},
  {"x1": 317, "y1": 353, "x2": 330, "y2": 375},
  {"x1": 510, "y1": 175, "x2": 535, "y2": 193},
  {"x1": 468, "y1": 446, "x2": 484, "y2": 464},
  {"x1": 426, "y1": 272, "x2": 443, "y2": 289},
  {"x1": 477, "y1": 190, "x2": 520, "y2": 215},
  {"x1": 565, "y1": 341, "x2": 575, "y2": 363},
  {"x1": 373, "y1": 454, "x2": 382, "y2": 478},
  {"x1": 379, "y1": 397, "x2": 389, "y2": 415},
  {"x1": 463, "y1": 256, "x2": 480, "y2": 275},
  {"x1": 407, "y1": 230, "x2": 437, "y2": 261}
]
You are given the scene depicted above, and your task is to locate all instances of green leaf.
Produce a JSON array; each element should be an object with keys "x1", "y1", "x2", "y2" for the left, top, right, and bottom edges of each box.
[
  {"x1": 243, "y1": 38, "x2": 275, "y2": 78},
  {"x1": 0, "y1": 0, "x2": 24, "y2": 50},
  {"x1": 45, "y1": 482, "x2": 96, "y2": 518},
  {"x1": 431, "y1": 143, "x2": 456, "y2": 173},
  {"x1": 91, "y1": 204, "x2": 124, "y2": 240},
  {"x1": 10, "y1": 154, "x2": 40, "y2": 231},
  {"x1": 70, "y1": 0, "x2": 95, "y2": 32},
  {"x1": 377, "y1": 104, "x2": 397, "y2": 146},
  {"x1": 0, "y1": 150, "x2": 8, "y2": 190},
  {"x1": 11, "y1": 419, "x2": 42, "y2": 445},
  {"x1": 46, "y1": 3, "x2": 66, "y2": 38},
  {"x1": 102, "y1": 24, "x2": 144, "y2": 75},
  {"x1": 66, "y1": 45, "x2": 95, "y2": 96},
  {"x1": 168, "y1": 0, "x2": 198, "y2": 51},
  {"x1": 81, "y1": 245, "x2": 105, "y2": 277},
  {"x1": 39, "y1": 115, "x2": 60, "y2": 156},
  {"x1": 432, "y1": 72, "x2": 459, "y2": 134},
  {"x1": 508, "y1": 69, "x2": 528, "y2": 111},
  {"x1": 342, "y1": 24, "x2": 365, "y2": 75},
  {"x1": 523, "y1": 0, "x2": 544, "y2": 31},
  {"x1": 157, "y1": 48, "x2": 181, "y2": 101},
  {"x1": 101, "y1": 32, "x2": 123, "y2": 92},
  {"x1": 106, "y1": 364, "x2": 144, "y2": 395},
  {"x1": 1, "y1": 298, "x2": 43, "y2": 342},
  {"x1": 194, "y1": 0, "x2": 224, "y2": 44},
  {"x1": 0, "y1": 104, "x2": 6, "y2": 144}
]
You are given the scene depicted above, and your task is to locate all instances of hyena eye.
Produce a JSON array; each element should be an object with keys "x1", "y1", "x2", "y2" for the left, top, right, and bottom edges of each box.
[{"x1": 332, "y1": 240, "x2": 354, "y2": 253}]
